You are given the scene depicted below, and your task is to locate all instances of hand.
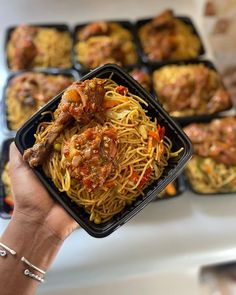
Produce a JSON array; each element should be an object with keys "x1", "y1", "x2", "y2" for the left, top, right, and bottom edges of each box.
[{"x1": 9, "y1": 143, "x2": 78, "y2": 241}]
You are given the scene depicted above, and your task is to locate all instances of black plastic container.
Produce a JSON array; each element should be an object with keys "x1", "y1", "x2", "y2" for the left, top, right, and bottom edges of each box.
[
  {"x1": 135, "y1": 16, "x2": 205, "y2": 66},
  {"x1": 2, "y1": 68, "x2": 80, "y2": 135},
  {"x1": 0, "y1": 138, "x2": 14, "y2": 219},
  {"x1": 72, "y1": 20, "x2": 140, "y2": 74},
  {"x1": 182, "y1": 116, "x2": 236, "y2": 195},
  {"x1": 150, "y1": 59, "x2": 233, "y2": 124},
  {"x1": 153, "y1": 174, "x2": 187, "y2": 201},
  {"x1": 128, "y1": 65, "x2": 155, "y2": 97},
  {"x1": 5, "y1": 24, "x2": 73, "y2": 71},
  {"x1": 15, "y1": 64, "x2": 192, "y2": 238}
]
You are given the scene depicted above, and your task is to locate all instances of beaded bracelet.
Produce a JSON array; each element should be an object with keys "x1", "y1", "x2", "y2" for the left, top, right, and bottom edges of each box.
[{"x1": 23, "y1": 269, "x2": 45, "y2": 283}]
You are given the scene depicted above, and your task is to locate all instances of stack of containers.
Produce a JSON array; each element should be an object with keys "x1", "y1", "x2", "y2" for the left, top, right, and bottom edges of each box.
[
  {"x1": 1, "y1": 10, "x2": 235, "y2": 221},
  {"x1": 0, "y1": 24, "x2": 80, "y2": 218}
]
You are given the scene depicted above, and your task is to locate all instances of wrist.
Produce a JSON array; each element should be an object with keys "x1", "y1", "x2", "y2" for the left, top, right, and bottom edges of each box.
[{"x1": 1, "y1": 211, "x2": 63, "y2": 272}]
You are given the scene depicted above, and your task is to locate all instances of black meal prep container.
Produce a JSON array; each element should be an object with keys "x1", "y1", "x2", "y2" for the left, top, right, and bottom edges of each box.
[
  {"x1": 128, "y1": 65, "x2": 155, "y2": 98},
  {"x1": 15, "y1": 64, "x2": 193, "y2": 238},
  {"x1": 5, "y1": 24, "x2": 73, "y2": 71},
  {"x1": 181, "y1": 115, "x2": 236, "y2": 195},
  {"x1": 135, "y1": 16, "x2": 205, "y2": 66},
  {"x1": 2, "y1": 68, "x2": 80, "y2": 135},
  {"x1": 149, "y1": 59, "x2": 233, "y2": 124},
  {"x1": 0, "y1": 138, "x2": 14, "y2": 219},
  {"x1": 153, "y1": 173, "x2": 187, "y2": 201},
  {"x1": 72, "y1": 20, "x2": 140, "y2": 75}
]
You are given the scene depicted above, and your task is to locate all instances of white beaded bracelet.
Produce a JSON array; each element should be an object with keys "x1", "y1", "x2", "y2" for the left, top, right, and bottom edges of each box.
[{"x1": 24, "y1": 269, "x2": 45, "y2": 283}]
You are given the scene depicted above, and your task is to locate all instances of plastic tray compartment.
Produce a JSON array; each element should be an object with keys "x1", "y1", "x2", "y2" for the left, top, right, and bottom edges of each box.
[
  {"x1": 0, "y1": 138, "x2": 14, "y2": 219},
  {"x1": 135, "y1": 16, "x2": 205, "y2": 66},
  {"x1": 72, "y1": 20, "x2": 140, "y2": 74},
  {"x1": 5, "y1": 23, "x2": 73, "y2": 71},
  {"x1": 2, "y1": 68, "x2": 80, "y2": 135},
  {"x1": 15, "y1": 63, "x2": 192, "y2": 238},
  {"x1": 149, "y1": 59, "x2": 233, "y2": 124},
  {"x1": 182, "y1": 116, "x2": 236, "y2": 195}
]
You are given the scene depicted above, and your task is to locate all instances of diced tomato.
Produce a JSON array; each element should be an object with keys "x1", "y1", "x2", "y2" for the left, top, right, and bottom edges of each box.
[
  {"x1": 157, "y1": 124, "x2": 165, "y2": 141},
  {"x1": 80, "y1": 166, "x2": 90, "y2": 176},
  {"x1": 130, "y1": 168, "x2": 152, "y2": 189},
  {"x1": 130, "y1": 171, "x2": 139, "y2": 183},
  {"x1": 83, "y1": 178, "x2": 93, "y2": 189},
  {"x1": 148, "y1": 125, "x2": 165, "y2": 144},
  {"x1": 115, "y1": 86, "x2": 128, "y2": 96},
  {"x1": 104, "y1": 181, "x2": 115, "y2": 188},
  {"x1": 102, "y1": 100, "x2": 120, "y2": 109},
  {"x1": 104, "y1": 128, "x2": 117, "y2": 138},
  {"x1": 138, "y1": 168, "x2": 152, "y2": 189}
]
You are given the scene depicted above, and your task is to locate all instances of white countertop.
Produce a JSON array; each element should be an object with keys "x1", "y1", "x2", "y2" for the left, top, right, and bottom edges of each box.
[{"x1": 0, "y1": 1, "x2": 235, "y2": 294}]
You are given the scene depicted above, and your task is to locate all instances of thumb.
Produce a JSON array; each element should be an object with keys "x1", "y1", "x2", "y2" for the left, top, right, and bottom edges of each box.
[{"x1": 9, "y1": 142, "x2": 47, "y2": 194}]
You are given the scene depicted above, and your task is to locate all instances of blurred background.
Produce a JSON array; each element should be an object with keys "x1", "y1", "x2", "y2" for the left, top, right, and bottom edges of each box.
[{"x1": 0, "y1": 0, "x2": 236, "y2": 294}]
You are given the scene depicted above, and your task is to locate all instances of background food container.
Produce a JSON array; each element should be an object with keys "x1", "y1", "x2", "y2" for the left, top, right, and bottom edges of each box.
[
  {"x1": 182, "y1": 116, "x2": 236, "y2": 195},
  {"x1": 150, "y1": 59, "x2": 233, "y2": 124},
  {"x1": 154, "y1": 174, "x2": 187, "y2": 201},
  {"x1": 1, "y1": 68, "x2": 80, "y2": 135},
  {"x1": 15, "y1": 63, "x2": 192, "y2": 238},
  {"x1": 5, "y1": 23, "x2": 73, "y2": 71},
  {"x1": 135, "y1": 16, "x2": 205, "y2": 66},
  {"x1": 0, "y1": 138, "x2": 14, "y2": 219},
  {"x1": 73, "y1": 20, "x2": 140, "y2": 74}
]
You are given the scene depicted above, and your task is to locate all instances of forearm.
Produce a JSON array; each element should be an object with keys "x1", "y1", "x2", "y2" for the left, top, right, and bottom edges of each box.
[{"x1": 0, "y1": 212, "x2": 63, "y2": 295}]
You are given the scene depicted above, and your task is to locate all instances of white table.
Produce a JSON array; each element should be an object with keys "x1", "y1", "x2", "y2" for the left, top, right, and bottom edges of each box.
[{"x1": 0, "y1": 1, "x2": 235, "y2": 294}]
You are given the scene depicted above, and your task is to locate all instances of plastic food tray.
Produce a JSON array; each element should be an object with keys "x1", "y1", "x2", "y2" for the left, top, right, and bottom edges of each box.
[
  {"x1": 15, "y1": 63, "x2": 192, "y2": 238},
  {"x1": 72, "y1": 20, "x2": 140, "y2": 74},
  {"x1": 1, "y1": 68, "x2": 80, "y2": 135},
  {"x1": 0, "y1": 138, "x2": 14, "y2": 219},
  {"x1": 135, "y1": 16, "x2": 205, "y2": 66},
  {"x1": 128, "y1": 65, "x2": 155, "y2": 98},
  {"x1": 183, "y1": 116, "x2": 236, "y2": 195},
  {"x1": 5, "y1": 23, "x2": 73, "y2": 71},
  {"x1": 149, "y1": 59, "x2": 233, "y2": 124}
]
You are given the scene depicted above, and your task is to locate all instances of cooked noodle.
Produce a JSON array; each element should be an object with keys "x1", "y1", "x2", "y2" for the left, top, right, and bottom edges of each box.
[{"x1": 34, "y1": 79, "x2": 183, "y2": 223}]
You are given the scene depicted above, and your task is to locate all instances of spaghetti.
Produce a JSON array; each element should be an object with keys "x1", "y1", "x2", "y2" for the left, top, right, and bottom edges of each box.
[{"x1": 31, "y1": 78, "x2": 183, "y2": 223}]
